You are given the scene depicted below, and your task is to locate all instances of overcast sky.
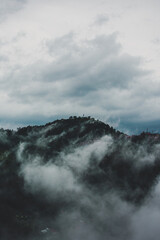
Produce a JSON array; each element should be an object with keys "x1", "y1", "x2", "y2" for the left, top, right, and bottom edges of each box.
[{"x1": 0, "y1": 0, "x2": 160, "y2": 133}]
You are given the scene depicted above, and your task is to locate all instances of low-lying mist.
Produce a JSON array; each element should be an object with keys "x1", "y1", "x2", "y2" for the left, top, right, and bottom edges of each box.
[{"x1": 1, "y1": 117, "x2": 160, "y2": 240}]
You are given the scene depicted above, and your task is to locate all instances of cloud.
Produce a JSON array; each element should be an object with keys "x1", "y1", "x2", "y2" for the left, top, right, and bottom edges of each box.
[
  {"x1": 18, "y1": 135, "x2": 113, "y2": 197},
  {"x1": 0, "y1": 31, "x2": 152, "y2": 127},
  {"x1": 21, "y1": 162, "x2": 81, "y2": 197},
  {"x1": 130, "y1": 180, "x2": 160, "y2": 240},
  {"x1": 93, "y1": 14, "x2": 109, "y2": 26},
  {"x1": 152, "y1": 38, "x2": 160, "y2": 45},
  {"x1": 14, "y1": 123, "x2": 160, "y2": 240},
  {"x1": 0, "y1": 0, "x2": 27, "y2": 22},
  {"x1": 2, "y1": 116, "x2": 160, "y2": 238},
  {"x1": 0, "y1": 0, "x2": 159, "y2": 131},
  {"x1": 16, "y1": 132, "x2": 134, "y2": 239},
  {"x1": 59, "y1": 135, "x2": 113, "y2": 174}
]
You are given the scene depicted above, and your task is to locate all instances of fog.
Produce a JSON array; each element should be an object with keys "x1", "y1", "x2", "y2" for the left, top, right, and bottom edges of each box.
[{"x1": 1, "y1": 118, "x2": 160, "y2": 239}]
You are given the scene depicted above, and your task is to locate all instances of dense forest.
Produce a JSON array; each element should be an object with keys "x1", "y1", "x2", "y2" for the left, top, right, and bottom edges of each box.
[{"x1": 1, "y1": 116, "x2": 160, "y2": 240}]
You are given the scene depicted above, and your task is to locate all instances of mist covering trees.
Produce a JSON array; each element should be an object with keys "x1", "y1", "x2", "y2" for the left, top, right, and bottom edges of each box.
[{"x1": 0, "y1": 117, "x2": 160, "y2": 239}]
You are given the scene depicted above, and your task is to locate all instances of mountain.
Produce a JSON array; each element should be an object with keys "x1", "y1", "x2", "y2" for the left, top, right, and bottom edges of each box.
[{"x1": 0, "y1": 116, "x2": 160, "y2": 240}]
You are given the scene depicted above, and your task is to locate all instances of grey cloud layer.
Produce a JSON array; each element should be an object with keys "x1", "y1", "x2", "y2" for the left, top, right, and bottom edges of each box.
[
  {"x1": 0, "y1": 0, "x2": 27, "y2": 21},
  {"x1": 0, "y1": 0, "x2": 159, "y2": 130},
  {"x1": 93, "y1": 14, "x2": 109, "y2": 26},
  {"x1": 0, "y1": 31, "x2": 154, "y2": 124}
]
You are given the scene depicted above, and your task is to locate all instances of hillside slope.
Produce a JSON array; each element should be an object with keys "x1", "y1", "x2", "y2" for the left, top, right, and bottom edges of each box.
[{"x1": 1, "y1": 117, "x2": 160, "y2": 240}]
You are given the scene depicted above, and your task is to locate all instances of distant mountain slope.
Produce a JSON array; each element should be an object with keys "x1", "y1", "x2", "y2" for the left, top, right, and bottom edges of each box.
[{"x1": 0, "y1": 117, "x2": 160, "y2": 240}]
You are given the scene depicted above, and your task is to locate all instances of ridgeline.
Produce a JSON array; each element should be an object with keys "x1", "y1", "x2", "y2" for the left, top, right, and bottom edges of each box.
[{"x1": 0, "y1": 116, "x2": 160, "y2": 240}]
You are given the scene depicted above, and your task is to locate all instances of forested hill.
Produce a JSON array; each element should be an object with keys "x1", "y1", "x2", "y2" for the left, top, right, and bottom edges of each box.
[
  {"x1": 1, "y1": 117, "x2": 160, "y2": 240},
  {"x1": 0, "y1": 116, "x2": 122, "y2": 163}
]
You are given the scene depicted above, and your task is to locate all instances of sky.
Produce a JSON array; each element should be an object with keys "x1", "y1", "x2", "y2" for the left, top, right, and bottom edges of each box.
[{"x1": 0, "y1": 0, "x2": 160, "y2": 133}]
